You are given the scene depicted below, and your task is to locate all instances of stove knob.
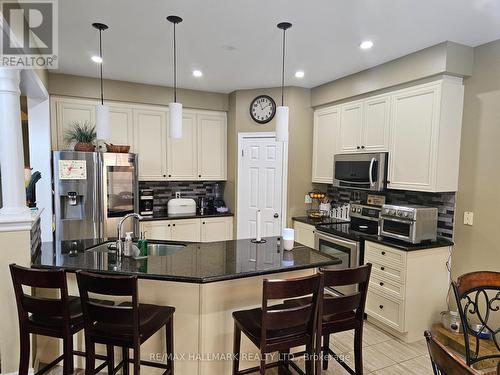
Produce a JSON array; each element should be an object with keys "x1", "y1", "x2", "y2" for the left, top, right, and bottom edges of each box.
[
  {"x1": 389, "y1": 209, "x2": 395, "y2": 215},
  {"x1": 403, "y1": 212, "x2": 409, "y2": 218},
  {"x1": 397, "y1": 210, "x2": 403, "y2": 217},
  {"x1": 383, "y1": 208, "x2": 389, "y2": 214},
  {"x1": 408, "y1": 212, "x2": 414, "y2": 219},
  {"x1": 352, "y1": 207, "x2": 356, "y2": 212},
  {"x1": 357, "y1": 208, "x2": 361, "y2": 213}
]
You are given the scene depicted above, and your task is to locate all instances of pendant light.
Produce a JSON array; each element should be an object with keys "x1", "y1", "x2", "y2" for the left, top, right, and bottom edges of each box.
[
  {"x1": 92, "y1": 22, "x2": 110, "y2": 141},
  {"x1": 167, "y1": 15, "x2": 183, "y2": 139},
  {"x1": 276, "y1": 22, "x2": 292, "y2": 142}
]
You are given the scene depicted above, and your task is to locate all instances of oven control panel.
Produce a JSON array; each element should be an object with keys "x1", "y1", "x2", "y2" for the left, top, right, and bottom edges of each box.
[{"x1": 351, "y1": 203, "x2": 381, "y2": 221}]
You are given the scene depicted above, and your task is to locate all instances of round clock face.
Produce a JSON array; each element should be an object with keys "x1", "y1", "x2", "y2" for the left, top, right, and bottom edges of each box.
[{"x1": 250, "y1": 95, "x2": 276, "y2": 124}]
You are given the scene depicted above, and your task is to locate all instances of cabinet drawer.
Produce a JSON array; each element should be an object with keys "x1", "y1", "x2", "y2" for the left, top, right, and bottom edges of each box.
[
  {"x1": 369, "y1": 274, "x2": 405, "y2": 299},
  {"x1": 368, "y1": 260, "x2": 406, "y2": 284},
  {"x1": 366, "y1": 289, "x2": 404, "y2": 332},
  {"x1": 365, "y1": 241, "x2": 407, "y2": 268}
]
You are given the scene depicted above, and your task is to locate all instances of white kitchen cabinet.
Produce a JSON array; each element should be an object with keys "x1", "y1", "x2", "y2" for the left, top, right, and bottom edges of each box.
[
  {"x1": 312, "y1": 106, "x2": 340, "y2": 183},
  {"x1": 133, "y1": 107, "x2": 168, "y2": 181},
  {"x1": 140, "y1": 220, "x2": 171, "y2": 240},
  {"x1": 201, "y1": 217, "x2": 233, "y2": 242},
  {"x1": 50, "y1": 97, "x2": 97, "y2": 150},
  {"x1": 339, "y1": 101, "x2": 364, "y2": 153},
  {"x1": 197, "y1": 112, "x2": 227, "y2": 180},
  {"x1": 364, "y1": 241, "x2": 451, "y2": 343},
  {"x1": 388, "y1": 77, "x2": 464, "y2": 192},
  {"x1": 167, "y1": 111, "x2": 198, "y2": 180},
  {"x1": 363, "y1": 95, "x2": 390, "y2": 152},
  {"x1": 171, "y1": 219, "x2": 201, "y2": 242},
  {"x1": 107, "y1": 104, "x2": 134, "y2": 148},
  {"x1": 293, "y1": 221, "x2": 316, "y2": 249}
]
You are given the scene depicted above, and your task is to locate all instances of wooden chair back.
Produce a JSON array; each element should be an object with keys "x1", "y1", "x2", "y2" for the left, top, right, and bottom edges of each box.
[
  {"x1": 452, "y1": 271, "x2": 500, "y2": 367},
  {"x1": 320, "y1": 264, "x2": 372, "y2": 319},
  {"x1": 425, "y1": 330, "x2": 479, "y2": 375}
]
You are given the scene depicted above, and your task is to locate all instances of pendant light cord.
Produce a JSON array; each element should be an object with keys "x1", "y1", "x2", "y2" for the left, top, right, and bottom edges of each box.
[
  {"x1": 173, "y1": 22, "x2": 177, "y2": 103},
  {"x1": 281, "y1": 28, "x2": 286, "y2": 106},
  {"x1": 99, "y1": 29, "x2": 104, "y2": 105}
]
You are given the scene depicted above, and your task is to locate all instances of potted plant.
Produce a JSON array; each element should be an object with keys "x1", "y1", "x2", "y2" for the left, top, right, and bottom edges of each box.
[{"x1": 64, "y1": 121, "x2": 97, "y2": 152}]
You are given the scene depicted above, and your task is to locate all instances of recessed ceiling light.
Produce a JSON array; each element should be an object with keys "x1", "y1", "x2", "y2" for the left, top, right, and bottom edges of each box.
[
  {"x1": 360, "y1": 40, "x2": 374, "y2": 50},
  {"x1": 295, "y1": 70, "x2": 305, "y2": 78},
  {"x1": 192, "y1": 70, "x2": 203, "y2": 78},
  {"x1": 91, "y1": 55, "x2": 103, "y2": 63}
]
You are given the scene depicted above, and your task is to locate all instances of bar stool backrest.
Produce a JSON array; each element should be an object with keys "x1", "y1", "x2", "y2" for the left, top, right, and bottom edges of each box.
[
  {"x1": 76, "y1": 271, "x2": 139, "y2": 339},
  {"x1": 10, "y1": 264, "x2": 70, "y2": 324},
  {"x1": 320, "y1": 264, "x2": 372, "y2": 319},
  {"x1": 261, "y1": 273, "x2": 323, "y2": 345}
]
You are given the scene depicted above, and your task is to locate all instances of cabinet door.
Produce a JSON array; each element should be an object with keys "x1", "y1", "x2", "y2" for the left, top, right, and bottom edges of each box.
[
  {"x1": 293, "y1": 222, "x2": 315, "y2": 248},
  {"x1": 108, "y1": 105, "x2": 133, "y2": 148},
  {"x1": 363, "y1": 95, "x2": 390, "y2": 152},
  {"x1": 52, "y1": 97, "x2": 97, "y2": 150},
  {"x1": 388, "y1": 85, "x2": 439, "y2": 191},
  {"x1": 339, "y1": 101, "x2": 364, "y2": 153},
  {"x1": 140, "y1": 221, "x2": 171, "y2": 240},
  {"x1": 167, "y1": 111, "x2": 198, "y2": 180},
  {"x1": 133, "y1": 108, "x2": 167, "y2": 181},
  {"x1": 312, "y1": 106, "x2": 340, "y2": 183},
  {"x1": 171, "y1": 219, "x2": 201, "y2": 242},
  {"x1": 197, "y1": 112, "x2": 227, "y2": 180},
  {"x1": 201, "y1": 217, "x2": 233, "y2": 242}
]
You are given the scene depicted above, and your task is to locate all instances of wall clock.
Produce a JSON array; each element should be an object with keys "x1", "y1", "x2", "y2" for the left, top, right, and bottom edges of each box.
[{"x1": 249, "y1": 95, "x2": 276, "y2": 124}]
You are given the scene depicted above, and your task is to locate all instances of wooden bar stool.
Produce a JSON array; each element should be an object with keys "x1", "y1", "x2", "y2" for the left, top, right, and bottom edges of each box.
[
  {"x1": 232, "y1": 273, "x2": 323, "y2": 375},
  {"x1": 284, "y1": 264, "x2": 372, "y2": 375},
  {"x1": 76, "y1": 270, "x2": 175, "y2": 375},
  {"x1": 9, "y1": 264, "x2": 113, "y2": 375}
]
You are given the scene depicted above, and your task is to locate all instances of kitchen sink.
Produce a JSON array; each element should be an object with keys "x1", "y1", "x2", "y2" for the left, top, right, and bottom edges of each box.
[{"x1": 86, "y1": 241, "x2": 186, "y2": 257}]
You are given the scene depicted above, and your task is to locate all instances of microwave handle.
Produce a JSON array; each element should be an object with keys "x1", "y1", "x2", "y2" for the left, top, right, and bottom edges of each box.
[
  {"x1": 369, "y1": 157, "x2": 376, "y2": 186},
  {"x1": 336, "y1": 179, "x2": 371, "y2": 185}
]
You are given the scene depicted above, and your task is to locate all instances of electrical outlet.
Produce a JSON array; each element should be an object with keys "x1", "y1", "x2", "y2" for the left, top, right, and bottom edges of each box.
[
  {"x1": 464, "y1": 211, "x2": 474, "y2": 226},
  {"x1": 175, "y1": 191, "x2": 181, "y2": 199},
  {"x1": 305, "y1": 194, "x2": 312, "y2": 204}
]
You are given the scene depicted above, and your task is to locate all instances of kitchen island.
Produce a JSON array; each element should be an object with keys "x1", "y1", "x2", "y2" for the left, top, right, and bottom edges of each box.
[{"x1": 32, "y1": 237, "x2": 340, "y2": 375}]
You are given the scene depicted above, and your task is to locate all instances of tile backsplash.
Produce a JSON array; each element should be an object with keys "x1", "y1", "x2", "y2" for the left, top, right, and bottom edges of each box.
[
  {"x1": 139, "y1": 181, "x2": 222, "y2": 214},
  {"x1": 326, "y1": 186, "x2": 456, "y2": 239}
]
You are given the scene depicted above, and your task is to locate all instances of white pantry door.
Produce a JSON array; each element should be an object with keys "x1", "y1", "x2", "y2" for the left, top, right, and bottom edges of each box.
[{"x1": 238, "y1": 136, "x2": 284, "y2": 239}]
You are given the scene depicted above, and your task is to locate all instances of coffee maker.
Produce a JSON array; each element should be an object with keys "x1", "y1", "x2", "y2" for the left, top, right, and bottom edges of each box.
[
  {"x1": 139, "y1": 189, "x2": 154, "y2": 216},
  {"x1": 213, "y1": 182, "x2": 226, "y2": 210}
]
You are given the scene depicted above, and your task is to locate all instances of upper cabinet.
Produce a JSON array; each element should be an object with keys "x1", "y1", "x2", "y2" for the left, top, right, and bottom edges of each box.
[
  {"x1": 312, "y1": 76, "x2": 464, "y2": 192},
  {"x1": 338, "y1": 95, "x2": 390, "y2": 153},
  {"x1": 388, "y1": 78, "x2": 464, "y2": 192},
  {"x1": 312, "y1": 106, "x2": 340, "y2": 183},
  {"x1": 167, "y1": 110, "x2": 227, "y2": 181},
  {"x1": 50, "y1": 96, "x2": 227, "y2": 182}
]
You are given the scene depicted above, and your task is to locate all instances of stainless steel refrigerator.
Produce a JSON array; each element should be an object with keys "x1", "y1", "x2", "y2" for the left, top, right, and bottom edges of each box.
[{"x1": 53, "y1": 151, "x2": 139, "y2": 241}]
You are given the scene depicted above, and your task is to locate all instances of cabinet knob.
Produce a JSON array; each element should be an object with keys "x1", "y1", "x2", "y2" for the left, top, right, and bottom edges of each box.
[
  {"x1": 173, "y1": 224, "x2": 176, "y2": 227},
  {"x1": 379, "y1": 305, "x2": 384, "y2": 310},
  {"x1": 163, "y1": 174, "x2": 166, "y2": 177},
  {"x1": 381, "y1": 266, "x2": 385, "y2": 271},
  {"x1": 199, "y1": 174, "x2": 202, "y2": 178},
  {"x1": 168, "y1": 224, "x2": 171, "y2": 227},
  {"x1": 357, "y1": 146, "x2": 361, "y2": 150},
  {"x1": 381, "y1": 251, "x2": 386, "y2": 255},
  {"x1": 379, "y1": 282, "x2": 384, "y2": 286},
  {"x1": 202, "y1": 222, "x2": 205, "y2": 224},
  {"x1": 168, "y1": 174, "x2": 172, "y2": 177},
  {"x1": 361, "y1": 146, "x2": 365, "y2": 149}
]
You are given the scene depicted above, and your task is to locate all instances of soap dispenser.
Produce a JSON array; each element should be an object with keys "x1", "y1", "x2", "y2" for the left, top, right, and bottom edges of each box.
[{"x1": 124, "y1": 232, "x2": 133, "y2": 257}]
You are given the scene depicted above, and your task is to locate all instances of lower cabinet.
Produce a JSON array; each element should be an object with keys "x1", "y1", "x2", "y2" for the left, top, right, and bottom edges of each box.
[
  {"x1": 140, "y1": 217, "x2": 233, "y2": 243},
  {"x1": 364, "y1": 241, "x2": 451, "y2": 343},
  {"x1": 293, "y1": 221, "x2": 316, "y2": 249}
]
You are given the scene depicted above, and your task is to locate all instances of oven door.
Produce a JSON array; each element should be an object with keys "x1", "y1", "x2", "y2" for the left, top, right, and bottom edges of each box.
[
  {"x1": 380, "y1": 217, "x2": 414, "y2": 242},
  {"x1": 333, "y1": 152, "x2": 387, "y2": 191},
  {"x1": 314, "y1": 231, "x2": 360, "y2": 296}
]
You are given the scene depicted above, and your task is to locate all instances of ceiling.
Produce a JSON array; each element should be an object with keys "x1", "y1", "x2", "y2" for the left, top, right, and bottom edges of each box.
[{"x1": 56, "y1": 0, "x2": 500, "y2": 93}]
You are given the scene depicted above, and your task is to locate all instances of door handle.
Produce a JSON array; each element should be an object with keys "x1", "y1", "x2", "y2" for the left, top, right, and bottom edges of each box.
[{"x1": 274, "y1": 213, "x2": 279, "y2": 218}]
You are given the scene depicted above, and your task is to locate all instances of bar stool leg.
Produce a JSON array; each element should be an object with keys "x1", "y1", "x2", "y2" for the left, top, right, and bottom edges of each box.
[
  {"x1": 122, "y1": 347, "x2": 130, "y2": 375},
  {"x1": 232, "y1": 323, "x2": 241, "y2": 375},
  {"x1": 322, "y1": 334, "x2": 330, "y2": 370},
  {"x1": 259, "y1": 351, "x2": 266, "y2": 375},
  {"x1": 133, "y1": 346, "x2": 140, "y2": 375},
  {"x1": 305, "y1": 342, "x2": 314, "y2": 375},
  {"x1": 166, "y1": 317, "x2": 174, "y2": 374},
  {"x1": 18, "y1": 330, "x2": 30, "y2": 375},
  {"x1": 354, "y1": 326, "x2": 363, "y2": 375},
  {"x1": 85, "y1": 340, "x2": 96, "y2": 375},
  {"x1": 106, "y1": 345, "x2": 114, "y2": 374},
  {"x1": 63, "y1": 337, "x2": 74, "y2": 375}
]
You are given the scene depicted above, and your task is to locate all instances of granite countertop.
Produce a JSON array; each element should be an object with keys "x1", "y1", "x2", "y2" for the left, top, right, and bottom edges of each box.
[
  {"x1": 292, "y1": 216, "x2": 348, "y2": 226},
  {"x1": 32, "y1": 237, "x2": 341, "y2": 283},
  {"x1": 140, "y1": 213, "x2": 234, "y2": 221},
  {"x1": 363, "y1": 236, "x2": 454, "y2": 251}
]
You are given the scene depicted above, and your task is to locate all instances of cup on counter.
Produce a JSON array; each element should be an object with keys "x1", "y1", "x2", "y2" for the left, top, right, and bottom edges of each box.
[{"x1": 282, "y1": 228, "x2": 295, "y2": 251}]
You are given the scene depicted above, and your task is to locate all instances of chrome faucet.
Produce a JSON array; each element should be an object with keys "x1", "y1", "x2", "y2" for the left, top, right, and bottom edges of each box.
[{"x1": 116, "y1": 213, "x2": 143, "y2": 258}]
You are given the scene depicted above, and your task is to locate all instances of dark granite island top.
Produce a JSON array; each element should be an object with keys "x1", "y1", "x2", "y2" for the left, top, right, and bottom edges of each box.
[{"x1": 32, "y1": 237, "x2": 341, "y2": 283}]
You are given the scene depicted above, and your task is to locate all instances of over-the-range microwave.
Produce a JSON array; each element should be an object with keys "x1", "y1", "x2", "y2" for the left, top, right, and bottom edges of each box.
[{"x1": 333, "y1": 152, "x2": 388, "y2": 191}]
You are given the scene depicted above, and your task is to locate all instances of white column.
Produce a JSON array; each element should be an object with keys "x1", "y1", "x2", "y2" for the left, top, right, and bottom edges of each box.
[{"x1": 0, "y1": 68, "x2": 30, "y2": 218}]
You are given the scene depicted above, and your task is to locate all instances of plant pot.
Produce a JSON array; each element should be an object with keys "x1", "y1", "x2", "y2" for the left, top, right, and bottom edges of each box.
[{"x1": 74, "y1": 142, "x2": 95, "y2": 152}]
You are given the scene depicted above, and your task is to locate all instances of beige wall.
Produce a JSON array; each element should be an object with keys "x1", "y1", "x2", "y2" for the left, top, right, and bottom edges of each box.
[
  {"x1": 311, "y1": 41, "x2": 473, "y2": 107},
  {"x1": 225, "y1": 87, "x2": 314, "y2": 233},
  {"x1": 452, "y1": 39, "x2": 500, "y2": 278},
  {"x1": 48, "y1": 73, "x2": 229, "y2": 111}
]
